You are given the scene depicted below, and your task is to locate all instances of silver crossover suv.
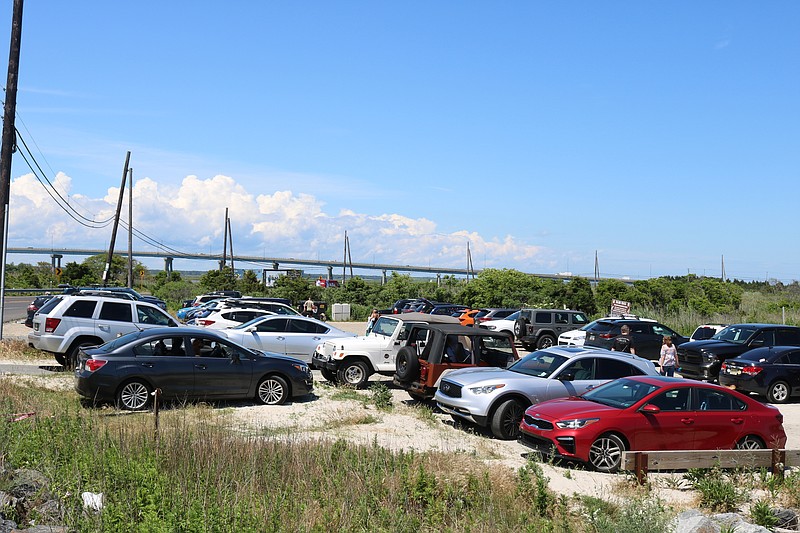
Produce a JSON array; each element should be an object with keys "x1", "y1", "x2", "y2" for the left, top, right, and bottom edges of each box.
[{"x1": 434, "y1": 346, "x2": 658, "y2": 440}]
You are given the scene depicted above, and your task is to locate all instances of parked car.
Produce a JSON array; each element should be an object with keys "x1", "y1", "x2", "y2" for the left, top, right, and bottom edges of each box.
[
  {"x1": 678, "y1": 324, "x2": 800, "y2": 382},
  {"x1": 27, "y1": 294, "x2": 178, "y2": 368},
  {"x1": 191, "y1": 291, "x2": 242, "y2": 306},
  {"x1": 430, "y1": 304, "x2": 468, "y2": 316},
  {"x1": 176, "y1": 299, "x2": 223, "y2": 321},
  {"x1": 478, "y1": 310, "x2": 520, "y2": 337},
  {"x1": 514, "y1": 309, "x2": 590, "y2": 350},
  {"x1": 313, "y1": 312, "x2": 459, "y2": 387},
  {"x1": 392, "y1": 323, "x2": 519, "y2": 400},
  {"x1": 24, "y1": 294, "x2": 54, "y2": 328},
  {"x1": 74, "y1": 326, "x2": 313, "y2": 410},
  {"x1": 474, "y1": 308, "x2": 517, "y2": 325},
  {"x1": 719, "y1": 346, "x2": 800, "y2": 403},
  {"x1": 583, "y1": 318, "x2": 688, "y2": 360},
  {"x1": 194, "y1": 308, "x2": 275, "y2": 330},
  {"x1": 435, "y1": 346, "x2": 658, "y2": 439},
  {"x1": 218, "y1": 315, "x2": 356, "y2": 363},
  {"x1": 558, "y1": 316, "x2": 655, "y2": 347},
  {"x1": 690, "y1": 324, "x2": 728, "y2": 342},
  {"x1": 62, "y1": 285, "x2": 167, "y2": 310},
  {"x1": 378, "y1": 299, "x2": 424, "y2": 315},
  {"x1": 518, "y1": 375, "x2": 787, "y2": 472}
]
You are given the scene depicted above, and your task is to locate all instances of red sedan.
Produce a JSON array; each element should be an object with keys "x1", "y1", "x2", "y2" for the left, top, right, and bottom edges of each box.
[{"x1": 519, "y1": 375, "x2": 786, "y2": 472}]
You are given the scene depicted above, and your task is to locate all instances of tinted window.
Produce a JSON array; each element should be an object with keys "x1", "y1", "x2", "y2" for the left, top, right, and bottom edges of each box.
[
  {"x1": 752, "y1": 330, "x2": 776, "y2": 347},
  {"x1": 137, "y1": 305, "x2": 172, "y2": 326},
  {"x1": 786, "y1": 351, "x2": 800, "y2": 365},
  {"x1": 225, "y1": 311, "x2": 261, "y2": 323},
  {"x1": 647, "y1": 388, "x2": 690, "y2": 411},
  {"x1": 571, "y1": 313, "x2": 589, "y2": 325},
  {"x1": 559, "y1": 358, "x2": 594, "y2": 380},
  {"x1": 289, "y1": 319, "x2": 327, "y2": 334},
  {"x1": 534, "y1": 312, "x2": 552, "y2": 324},
  {"x1": 98, "y1": 302, "x2": 132, "y2": 322},
  {"x1": 652, "y1": 324, "x2": 678, "y2": 337},
  {"x1": 776, "y1": 329, "x2": 800, "y2": 345},
  {"x1": 63, "y1": 300, "x2": 97, "y2": 318},
  {"x1": 692, "y1": 327, "x2": 718, "y2": 340},
  {"x1": 256, "y1": 318, "x2": 289, "y2": 332},
  {"x1": 629, "y1": 323, "x2": 652, "y2": 335},
  {"x1": 596, "y1": 358, "x2": 645, "y2": 379},
  {"x1": 696, "y1": 388, "x2": 746, "y2": 411},
  {"x1": 585, "y1": 321, "x2": 614, "y2": 333},
  {"x1": 134, "y1": 337, "x2": 185, "y2": 356}
]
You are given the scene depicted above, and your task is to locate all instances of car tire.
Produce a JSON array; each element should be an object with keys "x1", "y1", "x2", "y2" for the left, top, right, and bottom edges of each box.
[
  {"x1": 116, "y1": 380, "x2": 152, "y2": 411},
  {"x1": 536, "y1": 335, "x2": 556, "y2": 350},
  {"x1": 395, "y1": 347, "x2": 419, "y2": 382},
  {"x1": 337, "y1": 360, "x2": 370, "y2": 388},
  {"x1": 320, "y1": 368, "x2": 337, "y2": 383},
  {"x1": 67, "y1": 341, "x2": 95, "y2": 370},
  {"x1": 54, "y1": 354, "x2": 67, "y2": 367},
  {"x1": 407, "y1": 391, "x2": 428, "y2": 402},
  {"x1": 736, "y1": 435, "x2": 765, "y2": 450},
  {"x1": 257, "y1": 375, "x2": 289, "y2": 405},
  {"x1": 490, "y1": 399, "x2": 527, "y2": 440},
  {"x1": 767, "y1": 381, "x2": 790, "y2": 404},
  {"x1": 513, "y1": 319, "x2": 528, "y2": 340},
  {"x1": 589, "y1": 433, "x2": 626, "y2": 473}
]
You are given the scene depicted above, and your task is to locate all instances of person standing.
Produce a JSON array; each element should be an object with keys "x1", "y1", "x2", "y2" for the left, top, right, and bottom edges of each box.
[
  {"x1": 304, "y1": 296, "x2": 315, "y2": 317},
  {"x1": 610, "y1": 324, "x2": 636, "y2": 354},
  {"x1": 658, "y1": 335, "x2": 678, "y2": 377},
  {"x1": 366, "y1": 309, "x2": 380, "y2": 335}
]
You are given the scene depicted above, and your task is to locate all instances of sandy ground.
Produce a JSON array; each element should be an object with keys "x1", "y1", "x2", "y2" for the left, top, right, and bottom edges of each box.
[{"x1": 5, "y1": 319, "x2": 800, "y2": 506}]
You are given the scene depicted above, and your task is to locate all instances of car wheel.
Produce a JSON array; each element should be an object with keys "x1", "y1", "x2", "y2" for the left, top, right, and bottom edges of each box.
[
  {"x1": 490, "y1": 399, "x2": 527, "y2": 440},
  {"x1": 513, "y1": 319, "x2": 528, "y2": 340},
  {"x1": 589, "y1": 433, "x2": 626, "y2": 473},
  {"x1": 257, "y1": 375, "x2": 289, "y2": 405},
  {"x1": 736, "y1": 435, "x2": 765, "y2": 450},
  {"x1": 320, "y1": 368, "x2": 337, "y2": 383},
  {"x1": 395, "y1": 347, "x2": 419, "y2": 382},
  {"x1": 54, "y1": 354, "x2": 66, "y2": 367},
  {"x1": 337, "y1": 360, "x2": 369, "y2": 388},
  {"x1": 767, "y1": 381, "x2": 790, "y2": 404},
  {"x1": 537, "y1": 335, "x2": 556, "y2": 350},
  {"x1": 67, "y1": 341, "x2": 95, "y2": 369},
  {"x1": 521, "y1": 342, "x2": 534, "y2": 352},
  {"x1": 116, "y1": 380, "x2": 152, "y2": 411}
]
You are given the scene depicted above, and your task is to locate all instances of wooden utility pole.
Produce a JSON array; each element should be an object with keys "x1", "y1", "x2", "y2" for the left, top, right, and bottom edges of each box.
[
  {"x1": 0, "y1": 0, "x2": 23, "y2": 339},
  {"x1": 103, "y1": 151, "x2": 130, "y2": 285}
]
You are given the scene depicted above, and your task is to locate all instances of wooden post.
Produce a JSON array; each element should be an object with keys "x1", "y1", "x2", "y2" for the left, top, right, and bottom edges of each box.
[
  {"x1": 153, "y1": 388, "x2": 161, "y2": 434},
  {"x1": 634, "y1": 452, "x2": 649, "y2": 485},
  {"x1": 772, "y1": 448, "x2": 786, "y2": 481}
]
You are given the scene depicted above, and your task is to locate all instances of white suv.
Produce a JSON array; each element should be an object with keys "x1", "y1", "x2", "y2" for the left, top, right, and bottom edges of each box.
[{"x1": 27, "y1": 294, "x2": 178, "y2": 368}]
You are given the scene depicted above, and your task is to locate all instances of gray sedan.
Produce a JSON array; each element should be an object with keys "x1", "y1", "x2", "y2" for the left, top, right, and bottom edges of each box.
[
  {"x1": 434, "y1": 346, "x2": 659, "y2": 440},
  {"x1": 218, "y1": 315, "x2": 356, "y2": 363}
]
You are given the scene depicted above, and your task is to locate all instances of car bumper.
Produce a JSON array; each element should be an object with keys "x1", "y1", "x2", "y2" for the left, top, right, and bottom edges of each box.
[
  {"x1": 678, "y1": 363, "x2": 716, "y2": 381},
  {"x1": 27, "y1": 332, "x2": 66, "y2": 354},
  {"x1": 718, "y1": 375, "x2": 766, "y2": 396},
  {"x1": 311, "y1": 352, "x2": 340, "y2": 372},
  {"x1": 435, "y1": 398, "x2": 489, "y2": 427}
]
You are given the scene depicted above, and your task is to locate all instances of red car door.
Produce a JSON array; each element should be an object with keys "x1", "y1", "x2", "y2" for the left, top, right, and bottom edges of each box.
[
  {"x1": 691, "y1": 387, "x2": 748, "y2": 449},
  {"x1": 633, "y1": 386, "x2": 696, "y2": 451}
]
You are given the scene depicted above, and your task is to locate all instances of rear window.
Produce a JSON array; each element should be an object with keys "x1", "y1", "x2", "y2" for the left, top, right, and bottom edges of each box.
[
  {"x1": 98, "y1": 302, "x2": 133, "y2": 322},
  {"x1": 585, "y1": 321, "x2": 615, "y2": 333},
  {"x1": 38, "y1": 296, "x2": 64, "y2": 315},
  {"x1": 64, "y1": 300, "x2": 97, "y2": 318}
]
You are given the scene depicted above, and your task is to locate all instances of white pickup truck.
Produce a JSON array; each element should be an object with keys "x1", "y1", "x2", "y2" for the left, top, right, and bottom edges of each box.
[{"x1": 312, "y1": 312, "x2": 459, "y2": 387}]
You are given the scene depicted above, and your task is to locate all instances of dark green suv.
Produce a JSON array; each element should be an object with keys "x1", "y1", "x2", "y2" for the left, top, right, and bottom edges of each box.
[{"x1": 514, "y1": 309, "x2": 589, "y2": 351}]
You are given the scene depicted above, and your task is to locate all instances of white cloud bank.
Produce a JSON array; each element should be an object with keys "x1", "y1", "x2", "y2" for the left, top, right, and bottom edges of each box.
[{"x1": 8, "y1": 172, "x2": 547, "y2": 272}]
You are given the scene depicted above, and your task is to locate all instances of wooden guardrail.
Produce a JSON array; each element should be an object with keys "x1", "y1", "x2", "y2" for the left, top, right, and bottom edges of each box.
[{"x1": 623, "y1": 449, "x2": 800, "y2": 484}]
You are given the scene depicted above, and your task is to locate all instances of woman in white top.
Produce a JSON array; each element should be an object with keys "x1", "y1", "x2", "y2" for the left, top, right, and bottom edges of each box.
[{"x1": 658, "y1": 335, "x2": 678, "y2": 377}]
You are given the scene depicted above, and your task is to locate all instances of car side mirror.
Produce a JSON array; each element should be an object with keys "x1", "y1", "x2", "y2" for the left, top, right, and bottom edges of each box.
[
  {"x1": 640, "y1": 404, "x2": 660, "y2": 414},
  {"x1": 558, "y1": 372, "x2": 575, "y2": 382},
  {"x1": 245, "y1": 326, "x2": 256, "y2": 333}
]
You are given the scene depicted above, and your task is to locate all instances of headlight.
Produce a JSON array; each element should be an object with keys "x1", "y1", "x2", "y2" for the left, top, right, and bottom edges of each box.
[
  {"x1": 469, "y1": 384, "x2": 505, "y2": 394},
  {"x1": 555, "y1": 418, "x2": 599, "y2": 429},
  {"x1": 484, "y1": 325, "x2": 496, "y2": 330},
  {"x1": 703, "y1": 352, "x2": 716, "y2": 362},
  {"x1": 292, "y1": 363, "x2": 309, "y2": 373}
]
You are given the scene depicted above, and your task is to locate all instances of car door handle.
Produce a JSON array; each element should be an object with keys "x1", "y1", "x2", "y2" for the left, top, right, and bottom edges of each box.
[
  {"x1": 680, "y1": 418, "x2": 695, "y2": 425},
  {"x1": 195, "y1": 364, "x2": 207, "y2": 370},
  {"x1": 731, "y1": 418, "x2": 744, "y2": 424},
  {"x1": 313, "y1": 336, "x2": 322, "y2": 340},
  {"x1": 98, "y1": 325, "x2": 110, "y2": 332},
  {"x1": 276, "y1": 336, "x2": 285, "y2": 341},
  {"x1": 141, "y1": 362, "x2": 154, "y2": 368}
]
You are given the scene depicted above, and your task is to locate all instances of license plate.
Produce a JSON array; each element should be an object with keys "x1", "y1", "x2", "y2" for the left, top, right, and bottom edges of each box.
[{"x1": 726, "y1": 367, "x2": 741, "y2": 376}]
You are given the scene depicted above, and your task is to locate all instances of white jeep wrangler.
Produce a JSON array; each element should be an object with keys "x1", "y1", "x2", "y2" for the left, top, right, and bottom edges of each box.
[{"x1": 312, "y1": 312, "x2": 458, "y2": 387}]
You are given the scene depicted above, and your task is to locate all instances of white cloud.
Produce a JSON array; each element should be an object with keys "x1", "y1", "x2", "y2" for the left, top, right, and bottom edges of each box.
[{"x1": 8, "y1": 171, "x2": 549, "y2": 271}]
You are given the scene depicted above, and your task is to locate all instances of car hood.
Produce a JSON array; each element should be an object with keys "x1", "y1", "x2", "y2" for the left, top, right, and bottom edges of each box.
[
  {"x1": 440, "y1": 366, "x2": 515, "y2": 385},
  {"x1": 525, "y1": 397, "x2": 620, "y2": 420},
  {"x1": 678, "y1": 339, "x2": 746, "y2": 354}
]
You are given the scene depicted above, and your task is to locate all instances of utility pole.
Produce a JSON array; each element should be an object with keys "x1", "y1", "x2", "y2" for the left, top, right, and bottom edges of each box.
[
  {"x1": 227, "y1": 214, "x2": 234, "y2": 272},
  {"x1": 0, "y1": 0, "x2": 23, "y2": 339},
  {"x1": 342, "y1": 230, "x2": 347, "y2": 285},
  {"x1": 103, "y1": 151, "x2": 130, "y2": 286}
]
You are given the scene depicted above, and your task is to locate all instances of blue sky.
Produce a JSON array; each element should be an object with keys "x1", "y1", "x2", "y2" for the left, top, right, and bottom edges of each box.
[{"x1": 1, "y1": 2, "x2": 798, "y2": 281}]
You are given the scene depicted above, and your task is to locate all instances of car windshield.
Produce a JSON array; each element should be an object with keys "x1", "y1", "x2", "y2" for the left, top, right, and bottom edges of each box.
[
  {"x1": 711, "y1": 325, "x2": 758, "y2": 344},
  {"x1": 371, "y1": 316, "x2": 400, "y2": 337},
  {"x1": 581, "y1": 378, "x2": 661, "y2": 409},
  {"x1": 508, "y1": 351, "x2": 568, "y2": 378},
  {"x1": 504, "y1": 311, "x2": 521, "y2": 321}
]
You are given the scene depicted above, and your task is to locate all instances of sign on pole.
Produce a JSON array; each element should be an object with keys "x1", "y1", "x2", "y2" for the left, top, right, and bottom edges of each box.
[{"x1": 610, "y1": 298, "x2": 631, "y2": 316}]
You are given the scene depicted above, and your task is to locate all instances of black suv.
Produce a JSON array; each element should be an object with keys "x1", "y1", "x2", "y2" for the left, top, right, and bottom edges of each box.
[
  {"x1": 514, "y1": 309, "x2": 589, "y2": 351},
  {"x1": 678, "y1": 323, "x2": 800, "y2": 382},
  {"x1": 583, "y1": 318, "x2": 688, "y2": 360}
]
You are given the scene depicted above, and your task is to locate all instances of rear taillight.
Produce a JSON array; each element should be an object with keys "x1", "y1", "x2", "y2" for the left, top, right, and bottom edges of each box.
[
  {"x1": 85, "y1": 359, "x2": 108, "y2": 372},
  {"x1": 27, "y1": 304, "x2": 36, "y2": 312},
  {"x1": 599, "y1": 333, "x2": 614, "y2": 339},
  {"x1": 196, "y1": 319, "x2": 214, "y2": 327},
  {"x1": 742, "y1": 365, "x2": 763, "y2": 376},
  {"x1": 44, "y1": 317, "x2": 61, "y2": 333}
]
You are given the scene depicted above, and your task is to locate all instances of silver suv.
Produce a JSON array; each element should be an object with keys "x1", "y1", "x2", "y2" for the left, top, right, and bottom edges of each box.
[
  {"x1": 28, "y1": 294, "x2": 178, "y2": 368},
  {"x1": 434, "y1": 346, "x2": 658, "y2": 440}
]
